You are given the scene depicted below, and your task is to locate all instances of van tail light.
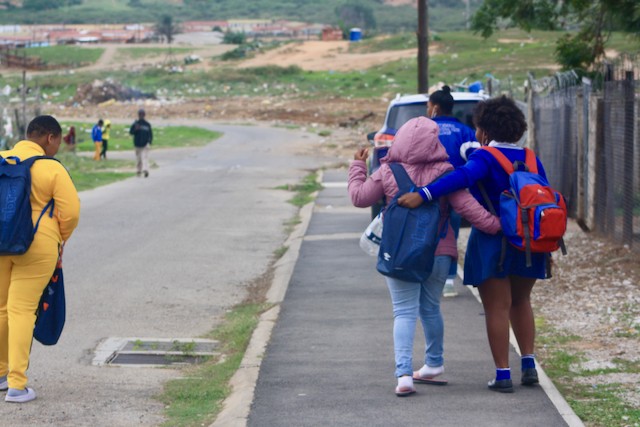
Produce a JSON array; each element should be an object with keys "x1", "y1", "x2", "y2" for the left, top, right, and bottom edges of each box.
[{"x1": 373, "y1": 133, "x2": 394, "y2": 148}]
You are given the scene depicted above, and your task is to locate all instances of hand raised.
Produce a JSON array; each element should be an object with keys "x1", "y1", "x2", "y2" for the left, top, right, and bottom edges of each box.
[{"x1": 354, "y1": 147, "x2": 369, "y2": 161}]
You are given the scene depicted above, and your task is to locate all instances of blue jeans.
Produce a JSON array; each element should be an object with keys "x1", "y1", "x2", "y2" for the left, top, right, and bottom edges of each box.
[
  {"x1": 447, "y1": 211, "x2": 461, "y2": 278},
  {"x1": 384, "y1": 255, "x2": 452, "y2": 377}
]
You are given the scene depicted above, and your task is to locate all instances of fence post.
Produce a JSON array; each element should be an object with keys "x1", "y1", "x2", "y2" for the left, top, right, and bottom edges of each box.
[
  {"x1": 622, "y1": 71, "x2": 635, "y2": 246},
  {"x1": 576, "y1": 82, "x2": 585, "y2": 226},
  {"x1": 588, "y1": 95, "x2": 604, "y2": 232}
]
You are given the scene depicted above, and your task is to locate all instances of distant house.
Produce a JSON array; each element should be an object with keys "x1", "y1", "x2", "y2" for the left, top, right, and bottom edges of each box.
[
  {"x1": 227, "y1": 19, "x2": 271, "y2": 34},
  {"x1": 322, "y1": 27, "x2": 343, "y2": 41}
]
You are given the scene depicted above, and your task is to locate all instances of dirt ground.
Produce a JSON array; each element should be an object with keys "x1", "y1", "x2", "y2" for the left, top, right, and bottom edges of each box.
[{"x1": 239, "y1": 40, "x2": 418, "y2": 71}]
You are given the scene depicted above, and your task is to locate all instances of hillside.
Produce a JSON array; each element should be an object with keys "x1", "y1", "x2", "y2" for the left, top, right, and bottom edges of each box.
[{"x1": 0, "y1": 0, "x2": 482, "y2": 32}]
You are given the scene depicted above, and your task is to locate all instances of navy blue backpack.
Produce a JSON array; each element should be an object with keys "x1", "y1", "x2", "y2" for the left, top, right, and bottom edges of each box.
[
  {"x1": 34, "y1": 251, "x2": 65, "y2": 345},
  {"x1": 0, "y1": 155, "x2": 55, "y2": 255},
  {"x1": 377, "y1": 163, "x2": 447, "y2": 282}
]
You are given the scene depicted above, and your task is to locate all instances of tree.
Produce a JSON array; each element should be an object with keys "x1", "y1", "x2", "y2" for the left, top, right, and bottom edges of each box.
[
  {"x1": 471, "y1": 0, "x2": 640, "y2": 70},
  {"x1": 154, "y1": 15, "x2": 181, "y2": 44},
  {"x1": 335, "y1": 1, "x2": 377, "y2": 30}
]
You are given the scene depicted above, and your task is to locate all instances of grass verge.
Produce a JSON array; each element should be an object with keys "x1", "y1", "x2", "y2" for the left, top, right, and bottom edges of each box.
[
  {"x1": 536, "y1": 318, "x2": 640, "y2": 426},
  {"x1": 59, "y1": 122, "x2": 223, "y2": 152},
  {"x1": 56, "y1": 152, "x2": 135, "y2": 191},
  {"x1": 276, "y1": 172, "x2": 322, "y2": 207},
  {"x1": 158, "y1": 301, "x2": 271, "y2": 427}
]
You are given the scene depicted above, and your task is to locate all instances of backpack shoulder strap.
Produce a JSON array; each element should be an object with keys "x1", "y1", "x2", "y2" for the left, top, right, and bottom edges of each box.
[
  {"x1": 388, "y1": 163, "x2": 415, "y2": 194},
  {"x1": 523, "y1": 148, "x2": 538, "y2": 174},
  {"x1": 481, "y1": 146, "x2": 514, "y2": 174}
]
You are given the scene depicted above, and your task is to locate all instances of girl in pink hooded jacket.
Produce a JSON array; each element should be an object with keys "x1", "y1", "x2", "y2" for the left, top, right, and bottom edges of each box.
[{"x1": 348, "y1": 116, "x2": 500, "y2": 397}]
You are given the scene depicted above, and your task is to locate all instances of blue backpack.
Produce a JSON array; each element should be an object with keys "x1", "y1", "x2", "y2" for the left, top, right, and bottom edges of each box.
[
  {"x1": 377, "y1": 163, "x2": 447, "y2": 282},
  {"x1": 34, "y1": 252, "x2": 65, "y2": 345},
  {"x1": 0, "y1": 155, "x2": 55, "y2": 255}
]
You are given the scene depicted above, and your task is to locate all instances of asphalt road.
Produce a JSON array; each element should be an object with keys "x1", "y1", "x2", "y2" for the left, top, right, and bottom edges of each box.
[{"x1": 0, "y1": 123, "x2": 333, "y2": 425}]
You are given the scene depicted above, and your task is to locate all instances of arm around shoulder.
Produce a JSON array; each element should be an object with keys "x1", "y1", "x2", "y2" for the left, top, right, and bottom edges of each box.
[{"x1": 448, "y1": 190, "x2": 500, "y2": 234}]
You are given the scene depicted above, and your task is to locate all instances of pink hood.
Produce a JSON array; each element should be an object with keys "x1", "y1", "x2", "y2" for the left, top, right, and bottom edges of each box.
[{"x1": 379, "y1": 116, "x2": 453, "y2": 197}]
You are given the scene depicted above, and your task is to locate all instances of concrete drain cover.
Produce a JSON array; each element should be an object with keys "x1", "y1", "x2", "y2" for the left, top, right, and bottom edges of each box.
[{"x1": 92, "y1": 337, "x2": 219, "y2": 367}]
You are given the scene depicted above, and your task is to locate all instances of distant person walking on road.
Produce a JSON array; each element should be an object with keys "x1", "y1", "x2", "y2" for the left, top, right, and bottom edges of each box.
[
  {"x1": 428, "y1": 85, "x2": 479, "y2": 297},
  {"x1": 349, "y1": 117, "x2": 500, "y2": 397},
  {"x1": 0, "y1": 115, "x2": 80, "y2": 403},
  {"x1": 398, "y1": 96, "x2": 548, "y2": 393},
  {"x1": 62, "y1": 125, "x2": 76, "y2": 152},
  {"x1": 100, "y1": 119, "x2": 111, "y2": 160},
  {"x1": 91, "y1": 119, "x2": 103, "y2": 161},
  {"x1": 129, "y1": 109, "x2": 152, "y2": 177}
]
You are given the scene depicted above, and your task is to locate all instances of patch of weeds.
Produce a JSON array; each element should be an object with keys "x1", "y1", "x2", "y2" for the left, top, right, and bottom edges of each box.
[
  {"x1": 276, "y1": 172, "x2": 322, "y2": 207},
  {"x1": 283, "y1": 215, "x2": 302, "y2": 234},
  {"x1": 536, "y1": 317, "x2": 640, "y2": 426},
  {"x1": 170, "y1": 340, "x2": 197, "y2": 356},
  {"x1": 317, "y1": 130, "x2": 332, "y2": 137},
  {"x1": 273, "y1": 245, "x2": 288, "y2": 260},
  {"x1": 158, "y1": 302, "x2": 270, "y2": 427},
  {"x1": 567, "y1": 383, "x2": 640, "y2": 427}
]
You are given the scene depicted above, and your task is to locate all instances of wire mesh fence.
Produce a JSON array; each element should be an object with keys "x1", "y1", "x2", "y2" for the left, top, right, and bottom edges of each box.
[{"x1": 525, "y1": 57, "x2": 639, "y2": 251}]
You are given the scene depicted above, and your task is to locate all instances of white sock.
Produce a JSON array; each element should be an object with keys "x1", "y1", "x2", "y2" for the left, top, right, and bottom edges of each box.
[
  {"x1": 398, "y1": 375, "x2": 413, "y2": 389},
  {"x1": 445, "y1": 278, "x2": 454, "y2": 286},
  {"x1": 418, "y1": 364, "x2": 444, "y2": 378}
]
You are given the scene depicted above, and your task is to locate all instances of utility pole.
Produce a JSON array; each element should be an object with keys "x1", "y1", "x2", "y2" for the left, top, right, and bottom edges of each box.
[{"x1": 417, "y1": 0, "x2": 429, "y2": 93}]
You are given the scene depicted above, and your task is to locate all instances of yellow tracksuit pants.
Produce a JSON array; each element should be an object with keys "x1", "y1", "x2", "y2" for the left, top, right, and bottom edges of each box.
[
  {"x1": 0, "y1": 235, "x2": 58, "y2": 390},
  {"x1": 93, "y1": 142, "x2": 102, "y2": 160}
]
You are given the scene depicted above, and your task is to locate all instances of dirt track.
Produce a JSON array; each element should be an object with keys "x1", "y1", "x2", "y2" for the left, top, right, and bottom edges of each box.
[{"x1": 239, "y1": 40, "x2": 418, "y2": 71}]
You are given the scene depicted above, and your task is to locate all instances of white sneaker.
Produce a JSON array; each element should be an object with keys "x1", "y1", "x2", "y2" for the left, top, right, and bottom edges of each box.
[
  {"x1": 416, "y1": 364, "x2": 445, "y2": 379},
  {"x1": 5, "y1": 387, "x2": 36, "y2": 403},
  {"x1": 443, "y1": 279, "x2": 458, "y2": 297},
  {"x1": 0, "y1": 378, "x2": 7, "y2": 391}
]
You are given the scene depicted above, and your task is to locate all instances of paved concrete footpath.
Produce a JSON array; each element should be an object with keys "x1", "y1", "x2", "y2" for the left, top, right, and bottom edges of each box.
[{"x1": 241, "y1": 169, "x2": 582, "y2": 427}]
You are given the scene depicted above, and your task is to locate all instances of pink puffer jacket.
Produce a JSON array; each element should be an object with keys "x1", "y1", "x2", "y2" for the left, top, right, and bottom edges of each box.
[{"x1": 348, "y1": 116, "x2": 500, "y2": 259}]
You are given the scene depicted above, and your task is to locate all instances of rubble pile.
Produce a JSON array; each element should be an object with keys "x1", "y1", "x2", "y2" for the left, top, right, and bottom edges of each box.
[{"x1": 72, "y1": 79, "x2": 155, "y2": 105}]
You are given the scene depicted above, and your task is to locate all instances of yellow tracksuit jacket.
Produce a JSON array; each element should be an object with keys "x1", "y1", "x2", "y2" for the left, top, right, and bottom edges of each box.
[{"x1": 0, "y1": 140, "x2": 80, "y2": 390}]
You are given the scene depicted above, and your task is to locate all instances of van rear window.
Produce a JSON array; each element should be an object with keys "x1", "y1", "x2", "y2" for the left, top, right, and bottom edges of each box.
[{"x1": 387, "y1": 100, "x2": 480, "y2": 131}]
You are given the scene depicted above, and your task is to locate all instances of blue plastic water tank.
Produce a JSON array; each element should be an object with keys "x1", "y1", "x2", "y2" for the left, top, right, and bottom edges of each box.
[{"x1": 349, "y1": 28, "x2": 362, "y2": 42}]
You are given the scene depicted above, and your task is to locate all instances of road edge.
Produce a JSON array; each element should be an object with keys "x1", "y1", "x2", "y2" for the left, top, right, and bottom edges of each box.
[{"x1": 210, "y1": 171, "x2": 322, "y2": 427}]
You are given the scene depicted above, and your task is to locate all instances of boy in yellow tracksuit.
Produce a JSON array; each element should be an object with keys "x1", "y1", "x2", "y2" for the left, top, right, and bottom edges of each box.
[{"x1": 0, "y1": 115, "x2": 80, "y2": 403}]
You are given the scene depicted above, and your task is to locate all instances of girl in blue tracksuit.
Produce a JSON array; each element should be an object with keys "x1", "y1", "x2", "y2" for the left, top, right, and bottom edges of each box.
[
  {"x1": 428, "y1": 85, "x2": 478, "y2": 296},
  {"x1": 398, "y1": 96, "x2": 546, "y2": 393}
]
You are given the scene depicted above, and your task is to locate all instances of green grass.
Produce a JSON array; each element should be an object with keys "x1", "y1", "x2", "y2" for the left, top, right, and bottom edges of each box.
[
  {"x1": 158, "y1": 302, "x2": 270, "y2": 427},
  {"x1": 115, "y1": 47, "x2": 195, "y2": 61},
  {"x1": 59, "y1": 122, "x2": 223, "y2": 152},
  {"x1": 52, "y1": 125, "x2": 223, "y2": 190},
  {"x1": 276, "y1": 172, "x2": 322, "y2": 207},
  {"x1": 55, "y1": 152, "x2": 135, "y2": 191},
  {"x1": 21, "y1": 45, "x2": 104, "y2": 67},
  {"x1": 536, "y1": 318, "x2": 640, "y2": 427}
]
